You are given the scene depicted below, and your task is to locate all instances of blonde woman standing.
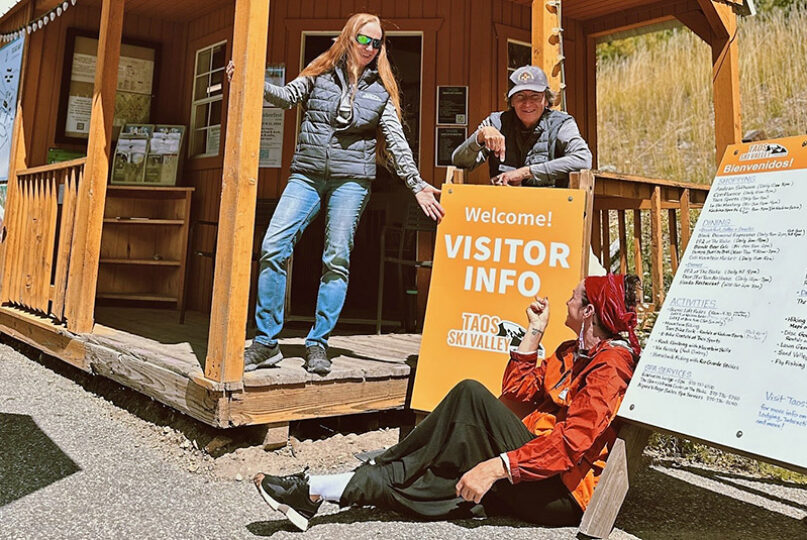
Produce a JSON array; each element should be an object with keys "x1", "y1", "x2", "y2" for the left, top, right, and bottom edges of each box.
[{"x1": 233, "y1": 13, "x2": 444, "y2": 375}]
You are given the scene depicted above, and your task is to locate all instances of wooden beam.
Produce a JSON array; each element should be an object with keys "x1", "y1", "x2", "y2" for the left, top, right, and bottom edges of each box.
[
  {"x1": 85, "y1": 340, "x2": 227, "y2": 427},
  {"x1": 205, "y1": 0, "x2": 270, "y2": 384},
  {"x1": 64, "y1": 0, "x2": 124, "y2": 332},
  {"x1": 531, "y1": 0, "x2": 562, "y2": 93},
  {"x1": 578, "y1": 423, "x2": 652, "y2": 538},
  {"x1": 228, "y1": 378, "x2": 409, "y2": 426},
  {"x1": 583, "y1": 0, "x2": 690, "y2": 38},
  {"x1": 0, "y1": 306, "x2": 88, "y2": 371},
  {"x1": 696, "y1": 0, "x2": 730, "y2": 40},
  {"x1": 585, "y1": 35, "x2": 598, "y2": 166},
  {"x1": 676, "y1": 8, "x2": 713, "y2": 43},
  {"x1": 710, "y1": 4, "x2": 741, "y2": 163}
]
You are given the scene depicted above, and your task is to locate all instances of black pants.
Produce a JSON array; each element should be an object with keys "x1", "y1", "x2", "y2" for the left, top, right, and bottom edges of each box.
[{"x1": 341, "y1": 379, "x2": 583, "y2": 526}]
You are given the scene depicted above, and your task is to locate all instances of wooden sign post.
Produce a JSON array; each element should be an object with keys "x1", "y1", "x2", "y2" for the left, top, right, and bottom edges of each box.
[{"x1": 581, "y1": 135, "x2": 807, "y2": 538}]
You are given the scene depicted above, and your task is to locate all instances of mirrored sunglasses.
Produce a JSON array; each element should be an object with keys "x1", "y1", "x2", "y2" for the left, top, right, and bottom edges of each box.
[{"x1": 356, "y1": 34, "x2": 383, "y2": 49}]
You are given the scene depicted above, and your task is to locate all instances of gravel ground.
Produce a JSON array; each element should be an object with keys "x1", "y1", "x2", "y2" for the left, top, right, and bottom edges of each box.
[{"x1": 1, "y1": 339, "x2": 806, "y2": 540}]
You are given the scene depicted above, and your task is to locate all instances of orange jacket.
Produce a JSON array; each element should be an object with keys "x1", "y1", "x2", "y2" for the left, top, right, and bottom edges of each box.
[{"x1": 501, "y1": 338, "x2": 636, "y2": 510}]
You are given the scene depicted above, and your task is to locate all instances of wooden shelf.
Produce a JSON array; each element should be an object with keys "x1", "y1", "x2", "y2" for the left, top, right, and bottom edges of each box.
[
  {"x1": 103, "y1": 218, "x2": 185, "y2": 225},
  {"x1": 96, "y1": 293, "x2": 179, "y2": 302},
  {"x1": 106, "y1": 185, "x2": 195, "y2": 192},
  {"x1": 99, "y1": 185, "x2": 193, "y2": 311},
  {"x1": 100, "y1": 258, "x2": 181, "y2": 266}
]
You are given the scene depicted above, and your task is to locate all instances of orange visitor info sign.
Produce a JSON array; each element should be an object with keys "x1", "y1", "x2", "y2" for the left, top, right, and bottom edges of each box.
[{"x1": 411, "y1": 184, "x2": 587, "y2": 412}]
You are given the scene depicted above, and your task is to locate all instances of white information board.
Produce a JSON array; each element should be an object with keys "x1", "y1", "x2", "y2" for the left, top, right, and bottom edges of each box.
[{"x1": 620, "y1": 135, "x2": 807, "y2": 471}]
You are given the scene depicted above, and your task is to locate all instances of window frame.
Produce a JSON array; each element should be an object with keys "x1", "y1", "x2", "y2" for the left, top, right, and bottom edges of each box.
[{"x1": 188, "y1": 39, "x2": 228, "y2": 159}]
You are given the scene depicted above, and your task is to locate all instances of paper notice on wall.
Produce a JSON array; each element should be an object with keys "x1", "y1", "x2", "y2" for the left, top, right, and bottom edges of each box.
[
  {"x1": 259, "y1": 108, "x2": 284, "y2": 168},
  {"x1": 66, "y1": 96, "x2": 93, "y2": 135},
  {"x1": 620, "y1": 135, "x2": 807, "y2": 471},
  {"x1": 118, "y1": 56, "x2": 154, "y2": 95},
  {"x1": 71, "y1": 52, "x2": 96, "y2": 83}
]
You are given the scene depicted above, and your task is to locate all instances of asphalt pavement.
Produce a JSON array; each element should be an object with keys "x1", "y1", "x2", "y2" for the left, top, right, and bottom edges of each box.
[{"x1": 2, "y1": 340, "x2": 806, "y2": 540}]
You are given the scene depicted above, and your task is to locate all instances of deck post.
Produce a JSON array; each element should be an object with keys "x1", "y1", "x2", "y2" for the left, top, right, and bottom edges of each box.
[
  {"x1": 205, "y1": 0, "x2": 270, "y2": 384},
  {"x1": 696, "y1": 0, "x2": 741, "y2": 160},
  {"x1": 569, "y1": 170, "x2": 594, "y2": 279},
  {"x1": 531, "y1": 0, "x2": 562, "y2": 93},
  {"x1": 64, "y1": 0, "x2": 124, "y2": 333}
]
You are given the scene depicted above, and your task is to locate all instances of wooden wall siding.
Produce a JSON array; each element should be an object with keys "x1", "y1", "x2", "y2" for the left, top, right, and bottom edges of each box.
[{"x1": 182, "y1": 2, "x2": 235, "y2": 312}]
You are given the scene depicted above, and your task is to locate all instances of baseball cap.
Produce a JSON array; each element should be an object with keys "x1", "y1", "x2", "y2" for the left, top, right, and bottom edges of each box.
[{"x1": 507, "y1": 65, "x2": 549, "y2": 99}]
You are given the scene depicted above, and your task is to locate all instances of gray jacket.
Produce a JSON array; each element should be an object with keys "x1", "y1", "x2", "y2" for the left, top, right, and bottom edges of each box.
[
  {"x1": 264, "y1": 63, "x2": 426, "y2": 193},
  {"x1": 451, "y1": 108, "x2": 592, "y2": 187}
]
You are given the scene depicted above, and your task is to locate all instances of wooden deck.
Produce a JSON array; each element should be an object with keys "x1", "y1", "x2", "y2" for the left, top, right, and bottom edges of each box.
[{"x1": 1, "y1": 305, "x2": 420, "y2": 428}]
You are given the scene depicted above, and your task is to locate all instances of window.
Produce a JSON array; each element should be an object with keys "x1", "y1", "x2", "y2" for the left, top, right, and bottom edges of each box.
[
  {"x1": 189, "y1": 41, "x2": 226, "y2": 157},
  {"x1": 507, "y1": 39, "x2": 531, "y2": 92}
]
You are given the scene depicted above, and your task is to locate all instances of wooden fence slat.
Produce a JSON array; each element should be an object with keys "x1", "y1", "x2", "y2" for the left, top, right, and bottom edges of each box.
[
  {"x1": 601, "y1": 209, "x2": 611, "y2": 271},
  {"x1": 17, "y1": 179, "x2": 31, "y2": 307},
  {"x1": 632, "y1": 210, "x2": 644, "y2": 302},
  {"x1": 650, "y1": 186, "x2": 664, "y2": 306},
  {"x1": 7, "y1": 180, "x2": 24, "y2": 304},
  {"x1": 592, "y1": 209, "x2": 602, "y2": 262},
  {"x1": 668, "y1": 208, "x2": 679, "y2": 274},
  {"x1": 52, "y1": 167, "x2": 79, "y2": 321},
  {"x1": 617, "y1": 209, "x2": 628, "y2": 274},
  {"x1": 0, "y1": 180, "x2": 20, "y2": 302},
  {"x1": 41, "y1": 172, "x2": 59, "y2": 313},
  {"x1": 33, "y1": 176, "x2": 48, "y2": 311},
  {"x1": 679, "y1": 188, "x2": 692, "y2": 253},
  {"x1": 30, "y1": 176, "x2": 44, "y2": 309}
]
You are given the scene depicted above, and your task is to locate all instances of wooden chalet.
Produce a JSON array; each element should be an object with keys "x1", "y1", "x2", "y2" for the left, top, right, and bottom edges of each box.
[{"x1": 0, "y1": 0, "x2": 738, "y2": 435}]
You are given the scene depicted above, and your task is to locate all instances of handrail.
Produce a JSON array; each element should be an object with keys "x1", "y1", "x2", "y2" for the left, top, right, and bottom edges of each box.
[
  {"x1": 594, "y1": 171, "x2": 710, "y2": 193},
  {"x1": 16, "y1": 157, "x2": 87, "y2": 177}
]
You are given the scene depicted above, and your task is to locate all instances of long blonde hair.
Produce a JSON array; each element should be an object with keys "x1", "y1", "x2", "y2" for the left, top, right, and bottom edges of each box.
[{"x1": 299, "y1": 13, "x2": 403, "y2": 165}]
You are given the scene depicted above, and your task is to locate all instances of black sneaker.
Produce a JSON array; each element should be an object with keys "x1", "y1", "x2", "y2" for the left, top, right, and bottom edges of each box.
[
  {"x1": 253, "y1": 470, "x2": 322, "y2": 531},
  {"x1": 304, "y1": 344, "x2": 331, "y2": 375},
  {"x1": 244, "y1": 341, "x2": 283, "y2": 372}
]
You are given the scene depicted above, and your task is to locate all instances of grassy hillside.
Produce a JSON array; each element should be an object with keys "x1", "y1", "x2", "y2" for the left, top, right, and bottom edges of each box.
[{"x1": 597, "y1": 7, "x2": 807, "y2": 185}]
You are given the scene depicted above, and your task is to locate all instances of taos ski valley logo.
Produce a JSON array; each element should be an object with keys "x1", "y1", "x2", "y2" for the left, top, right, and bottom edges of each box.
[
  {"x1": 447, "y1": 312, "x2": 545, "y2": 358},
  {"x1": 739, "y1": 143, "x2": 788, "y2": 161},
  {"x1": 724, "y1": 143, "x2": 794, "y2": 174}
]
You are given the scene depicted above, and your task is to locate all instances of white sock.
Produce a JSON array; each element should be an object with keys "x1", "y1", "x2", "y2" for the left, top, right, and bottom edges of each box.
[{"x1": 308, "y1": 472, "x2": 354, "y2": 503}]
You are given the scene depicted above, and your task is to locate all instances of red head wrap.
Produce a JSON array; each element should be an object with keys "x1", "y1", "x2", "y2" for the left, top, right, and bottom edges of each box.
[{"x1": 584, "y1": 274, "x2": 641, "y2": 356}]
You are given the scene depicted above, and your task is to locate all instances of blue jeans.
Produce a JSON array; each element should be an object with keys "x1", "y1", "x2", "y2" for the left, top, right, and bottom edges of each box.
[{"x1": 254, "y1": 173, "x2": 371, "y2": 349}]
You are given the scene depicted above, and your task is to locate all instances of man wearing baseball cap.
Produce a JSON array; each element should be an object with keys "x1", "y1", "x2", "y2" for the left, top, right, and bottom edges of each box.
[
  {"x1": 452, "y1": 65, "x2": 592, "y2": 189},
  {"x1": 451, "y1": 65, "x2": 604, "y2": 275}
]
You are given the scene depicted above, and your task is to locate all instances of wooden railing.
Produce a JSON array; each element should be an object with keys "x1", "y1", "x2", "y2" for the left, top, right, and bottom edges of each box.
[
  {"x1": 0, "y1": 158, "x2": 85, "y2": 322},
  {"x1": 591, "y1": 171, "x2": 711, "y2": 309}
]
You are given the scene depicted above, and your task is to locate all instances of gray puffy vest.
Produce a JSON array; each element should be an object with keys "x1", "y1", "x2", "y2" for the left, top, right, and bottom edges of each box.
[
  {"x1": 291, "y1": 64, "x2": 389, "y2": 181},
  {"x1": 487, "y1": 109, "x2": 573, "y2": 187}
]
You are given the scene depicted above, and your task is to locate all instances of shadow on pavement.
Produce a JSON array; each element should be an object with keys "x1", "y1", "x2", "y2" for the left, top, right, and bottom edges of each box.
[
  {"x1": 0, "y1": 412, "x2": 81, "y2": 507},
  {"x1": 618, "y1": 462, "x2": 807, "y2": 539},
  {"x1": 246, "y1": 505, "x2": 551, "y2": 536}
]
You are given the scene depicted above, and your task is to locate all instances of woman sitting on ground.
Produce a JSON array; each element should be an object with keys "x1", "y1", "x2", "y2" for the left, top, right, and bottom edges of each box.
[{"x1": 253, "y1": 273, "x2": 642, "y2": 531}]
